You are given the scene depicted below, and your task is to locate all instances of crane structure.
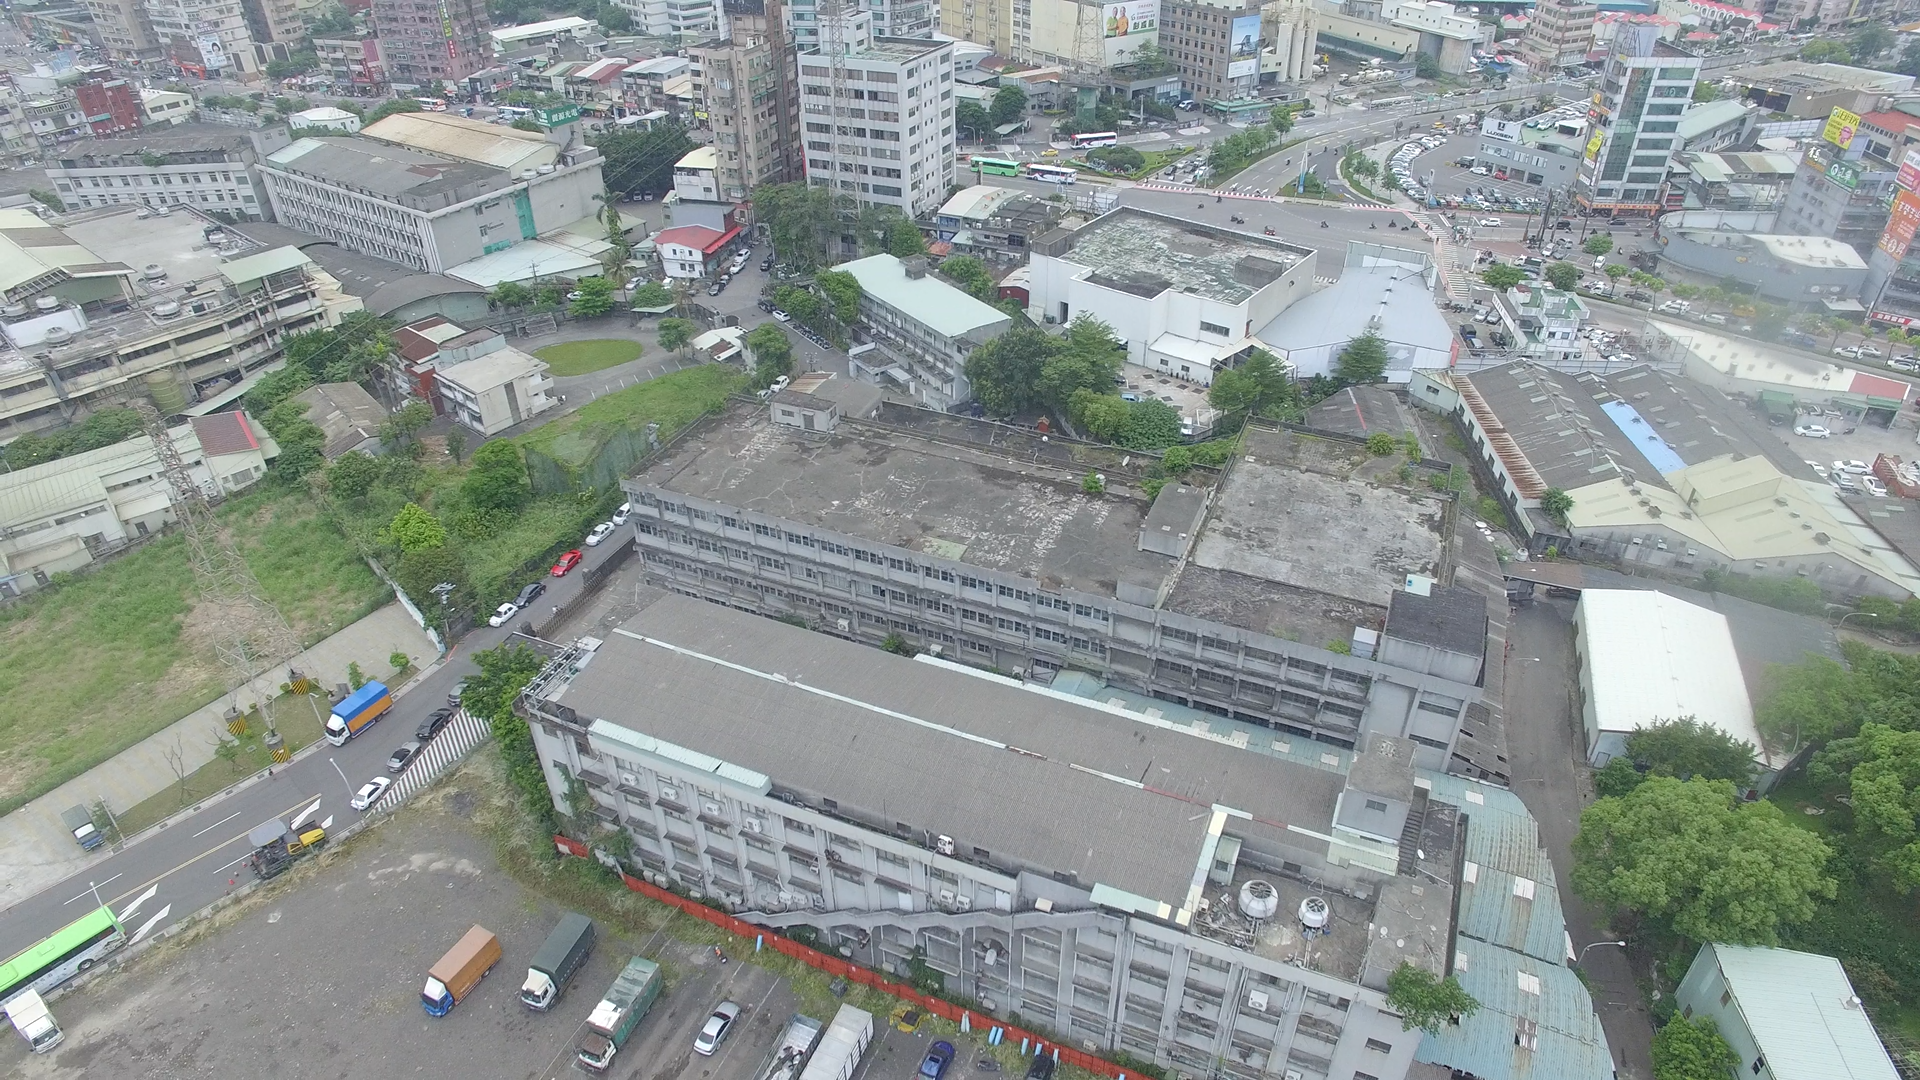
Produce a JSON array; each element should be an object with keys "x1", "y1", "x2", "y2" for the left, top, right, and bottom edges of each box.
[{"x1": 132, "y1": 400, "x2": 304, "y2": 759}]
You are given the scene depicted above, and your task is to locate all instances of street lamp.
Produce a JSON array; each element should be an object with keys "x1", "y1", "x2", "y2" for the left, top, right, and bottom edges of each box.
[
  {"x1": 1577, "y1": 940, "x2": 1627, "y2": 963},
  {"x1": 1837, "y1": 611, "x2": 1880, "y2": 630}
]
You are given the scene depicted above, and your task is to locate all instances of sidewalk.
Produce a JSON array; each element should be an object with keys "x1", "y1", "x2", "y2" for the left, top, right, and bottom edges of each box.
[{"x1": 0, "y1": 604, "x2": 435, "y2": 906}]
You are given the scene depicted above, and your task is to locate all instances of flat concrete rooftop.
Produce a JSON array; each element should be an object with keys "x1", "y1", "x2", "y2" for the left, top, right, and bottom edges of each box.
[
  {"x1": 1060, "y1": 208, "x2": 1312, "y2": 306},
  {"x1": 633, "y1": 402, "x2": 1171, "y2": 597},
  {"x1": 1177, "y1": 425, "x2": 1448, "y2": 641}
]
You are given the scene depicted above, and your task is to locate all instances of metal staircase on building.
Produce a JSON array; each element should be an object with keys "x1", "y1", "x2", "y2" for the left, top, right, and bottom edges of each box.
[{"x1": 1395, "y1": 787, "x2": 1431, "y2": 877}]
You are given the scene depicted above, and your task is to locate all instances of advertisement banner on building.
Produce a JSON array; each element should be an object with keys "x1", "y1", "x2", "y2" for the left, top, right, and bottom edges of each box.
[
  {"x1": 1823, "y1": 106, "x2": 1861, "y2": 149},
  {"x1": 1878, "y1": 190, "x2": 1920, "y2": 260},
  {"x1": 1102, "y1": 0, "x2": 1156, "y2": 37},
  {"x1": 1227, "y1": 14, "x2": 1260, "y2": 79},
  {"x1": 1900, "y1": 148, "x2": 1920, "y2": 193},
  {"x1": 1825, "y1": 159, "x2": 1861, "y2": 190},
  {"x1": 1482, "y1": 118, "x2": 1523, "y2": 143},
  {"x1": 198, "y1": 35, "x2": 228, "y2": 72}
]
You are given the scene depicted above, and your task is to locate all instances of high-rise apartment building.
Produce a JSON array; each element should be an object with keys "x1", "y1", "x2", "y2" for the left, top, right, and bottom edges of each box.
[
  {"x1": 690, "y1": 0, "x2": 802, "y2": 201},
  {"x1": 1518, "y1": 0, "x2": 1595, "y2": 72},
  {"x1": 372, "y1": 0, "x2": 492, "y2": 88},
  {"x1": 1575, "y1": 25, "x2": 1699, "y2": 218},
  {"x1": 240, "y1": 0, "x2": 307, "y2": 57},
  {"x1": 621, "y1": 0, "x2": 722, "y2": 37},
  {"x1": 939, "y1": 0, "x2": 1011, "y2": 55},
  {"x1": 147, "y1": 0, "x2": 258, "y2": 76},
  {"x1": 81, "y1": 0, "x2": 161, "y2": 61},
  {"x1": 797, "y1": 21, "x2": 955, "y2": 218}
]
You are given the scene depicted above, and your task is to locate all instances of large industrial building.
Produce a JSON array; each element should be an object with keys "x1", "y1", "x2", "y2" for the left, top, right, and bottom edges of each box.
[
  {"x1": 0, "y1": 205, "x2": 361, "y2": 443},
  {"x1": 518, "y1": 591, "x2": 1610, "y2": 1080},
  {"x1": 1409, "y1": 360, "x2": 1920, "y2": 599},
  {"x1": 616, "y1": 395, "x2": 1513, "y2": 781},
  {"x1": 1026, "y1": 208, "x2": 1319, "y2": 386},
  {"x1": 258, "y1": 111, "x2": 605, "y2": 274}
]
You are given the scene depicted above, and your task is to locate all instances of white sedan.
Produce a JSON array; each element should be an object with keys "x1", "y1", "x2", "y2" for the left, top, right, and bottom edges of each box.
[
  {"x1": 350, "y1": 776, "x2": 392, "y2": 811},
  {"x1": 585, "y1": 521, "x2": 616, "y2": 546},
  {"x1": 1833, "y1": 459, "x2": 1871, "y2": 475},
  {"x1": 1792, "y1": 424, "x2": 1831, "y2": 438},
  {"x1": 488, "y1": 601, "x2": 519, "y2": 627}
]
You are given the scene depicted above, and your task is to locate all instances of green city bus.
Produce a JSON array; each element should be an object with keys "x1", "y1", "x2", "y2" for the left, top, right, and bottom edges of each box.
[
  {"x1": 0, "y1": 906, "x2": 126, "y2": 1006},
  {"x1": 969, "y1": 157, "x2": 1021, "y2": 177}
]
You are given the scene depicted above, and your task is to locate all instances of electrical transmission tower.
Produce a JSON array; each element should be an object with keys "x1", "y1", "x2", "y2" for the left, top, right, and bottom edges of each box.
[
  {"x1": 133, "y1": 401, "x2": 304, "y2": 759},
  {"x1": 820, "y1": 0, "x2": 851, "y2": 216}
]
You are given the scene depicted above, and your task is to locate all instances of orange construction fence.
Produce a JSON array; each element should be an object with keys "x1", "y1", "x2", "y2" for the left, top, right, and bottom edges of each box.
[{"x1": 553, "y1": 835, "x2": 1136, "y2": 1080}]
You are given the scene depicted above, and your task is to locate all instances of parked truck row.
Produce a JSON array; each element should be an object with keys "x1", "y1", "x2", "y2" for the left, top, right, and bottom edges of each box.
[{"x1": 415, "y1": 912, "x2": 880, "y2": 1080}]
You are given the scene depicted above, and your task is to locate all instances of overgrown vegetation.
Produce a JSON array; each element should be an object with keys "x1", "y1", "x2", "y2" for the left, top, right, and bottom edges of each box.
[
  {"x1": 1383, "y1": 962, "x2": 1480, "y2": 1032},
  {"x1": 0, "y1": 488, "x2": 385, "y2": 816},
  {"x1": 0, "y1": 407, "x2": 144, "y2": 469}
]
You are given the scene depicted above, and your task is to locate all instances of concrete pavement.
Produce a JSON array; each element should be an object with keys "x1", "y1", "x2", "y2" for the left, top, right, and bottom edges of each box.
[
  {"x1": 1504, "y1": 599, "x2": 1655, "y2": 1080},
  {"x1": 0, "y1": 602, "x2": 435, "y2": 913}
]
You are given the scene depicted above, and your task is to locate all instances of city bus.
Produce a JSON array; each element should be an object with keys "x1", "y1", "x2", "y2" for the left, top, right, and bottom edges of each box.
[
  {"x1": 0, "y1": 906, "x2": 127, "y2": 1006},
  {"x1": 968, "y1": 157, "x2": 1022, "y2": 177},
  {"x1": 1024, "y1": 163, "x2": 1078, "y2": 184},
  {"x1": 1069, "y1": 131, "x2": 1118, "y2": 149}
]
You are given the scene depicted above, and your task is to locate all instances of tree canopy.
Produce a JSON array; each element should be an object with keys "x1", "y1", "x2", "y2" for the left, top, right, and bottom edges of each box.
[
  {"x1": 1810, "y1": 723, "x2": 1920, "y2": 892},
  {"x1": 989, "y1": 84, "x2": 1028, "y2": 126},
  {"x1": 1209, "y1": 349, "x2": 1295, "y2": 419},
  {"x1": 365, "y1": 97, "x2": 422, "y2": 125},
  {"x1": 965, "y1": 316, "x2": 1123, "y2": 419},
  {"x1": 956, "y1": 99, "x2": 991, "y2": 139},
  {"x1": 1383, "y1": 962, "x2": 1480, "y2": 1033},
  {"x1": 592, "y1": 123, "x2": 696, "y2": 197},
  {"x1": 1544, "y1": 261, "x2": 1581, "y2": 291},
  {"x1": 1482, "y1": 264, "x2": 1525, "y2": 290},
  {"x1": 567, "y1": 275, "x2": 616, "y2": 318},
  {"x1": 814, "y1": 269, "x2": 863, "y2": 324},
  {"x1": 939, "y1": 255, "x2": 995, "y2": 299},
  {"x1": 1651, "y1": 1015, "x2": 1740, "y2": 1080},
  {"x1": 1334, "y1": 331, "x2": 1389, "y2": 385},
  {"x1": 1571, "y1": 777, "x2": 1834, "y2": 946},
  {"x1": 460, "y1": 439, "x2": 531, "y2": 515}
]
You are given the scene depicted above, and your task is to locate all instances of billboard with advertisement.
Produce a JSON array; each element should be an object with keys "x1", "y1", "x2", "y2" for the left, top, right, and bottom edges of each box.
[
  {"x1": 1899, "y1": 149, "x2": 1920, "y2": 193},
  {"x1": 1880, "y1": 191, "x2": 1920, "y2": 260},
  {"x1": 1103, "y1": 0, "x2": 1156, "y2": 37},
  {"x1": 1823, "y1": 106, "x2": 1861, "y2": 149},
  {"x1": 1227, "y1": 14, "x2": 1260, "y2": 79}
]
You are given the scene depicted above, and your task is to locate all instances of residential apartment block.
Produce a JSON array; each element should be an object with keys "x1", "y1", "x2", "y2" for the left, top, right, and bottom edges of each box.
[
  {"x1": 519, "y1": 593, "x2": 1608, "y2": 1080},
  {"x1": 314, "y1": 35, "x2": 389, "y2": 90},
  {"x1": 82, "y1": 0, "x2": 162, "y2": 61},
  {"x1": 373, "y1": 0, "x2": 492, "y2": 86},
  {"x1": 1575, "y1": 25, "x2": 1700, "y2": 218},
  {"x1": 146, "y1": 0, "x2": 258, "y2": 76},
  {"x1": 1160, "y1": 0, "x2": 1263, "y2": 103},
  {"x1": 258, "y1": 112, "x2": 604, "y2": 272},
  {"x1": 1517, "y1": 0, "x2": 1595, "y2": 72},
  {"x1": 433, "y1": 331, "x2": 556, "y2": 435},
  {"x1": 616, "y1": 398, "x2": 1510, "y2": 780},
  {"x1": 838, "y1": 253, "x2": 1010, "y2": 409},
  {"x1": 619, "y1": 0, "x2": 721, "y2": 37},
  {"x1": 48, "y1": 126, "x2": 289, "y2": 220},
  {"x1": 690, "y1": 12, "x2": 802, "y2": 202},
  {"x1": 0, "y1": 205, "x2": 361, "y2": 442},
  {"x1": 798, "y1": 28, "x2": 956, "y2": 219},
  {"x1": 0, "y1": 81, "x2": 88, "y2": 167}
]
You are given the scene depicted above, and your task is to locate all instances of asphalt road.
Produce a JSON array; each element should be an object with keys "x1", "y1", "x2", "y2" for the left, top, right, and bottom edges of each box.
[{"x1": 0, "y1": 530, "x2": 632, "y2": 961}]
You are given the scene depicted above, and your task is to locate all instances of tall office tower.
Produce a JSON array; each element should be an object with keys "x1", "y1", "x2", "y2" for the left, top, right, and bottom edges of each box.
[{"x1": 1575, "y1": 24, "x2": 1700, "y2": 218}]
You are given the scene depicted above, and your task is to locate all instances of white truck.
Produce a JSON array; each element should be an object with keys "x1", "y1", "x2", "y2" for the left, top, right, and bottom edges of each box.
[
  {"x1": 796, "y1": 1005, "x2": 873, "y2": 1080},
  {"x1": 6, "y1": 989, "x2": 63, "y2": 1053}
]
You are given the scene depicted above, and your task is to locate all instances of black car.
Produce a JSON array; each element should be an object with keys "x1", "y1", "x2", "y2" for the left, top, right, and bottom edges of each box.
[
  {"x1": 758, "y1": 298, "x2": 774, "y2": 313},
  {"x1": 760, "y1": 256, "x2": 775, "y2": 272},
  {"x1": 416, "y1": 707, "x2": 454, "y2": 741},
  {"x1": 514, "y1": 580, "x2": 546, "y2": 608},
  {"x1": 1025, "y1": 1055, "x2": 1056, "y2": 1080}
]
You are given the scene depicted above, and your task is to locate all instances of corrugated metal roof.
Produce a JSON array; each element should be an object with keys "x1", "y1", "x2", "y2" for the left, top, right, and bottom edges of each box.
[
  {"x1": 1418, "y1": 944, "x2": 1613, "y2": 1080},
  {"x1": 219, "y1": 246, "x2": 311, "y2": 285},
  {"x1": 361, "y1": 112, "x2": 556, "y2": 172},
  {"x1": 838, "y1": 254, "x2": 1012, "y2": 340},
  {"x1": 1707, "y1": 944, "x2": 1900, "y2": 1080},
  {"x1": 1578, "y1": 589, "x2": 1760, "y2": 754},
  {"x1": 1455, "y1": 859, "x2": 1567, "y2": 964}
]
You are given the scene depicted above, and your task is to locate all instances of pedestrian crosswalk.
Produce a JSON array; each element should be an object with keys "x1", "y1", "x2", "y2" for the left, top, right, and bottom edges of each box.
[{"x1": 375, "y1": 710, "x2": 491, "y2": 811}]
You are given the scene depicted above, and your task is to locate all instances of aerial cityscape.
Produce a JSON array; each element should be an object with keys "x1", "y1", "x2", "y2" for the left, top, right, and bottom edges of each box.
[{"x1": 0, "y1": 0, "x2": 1918, "y2": 1078}]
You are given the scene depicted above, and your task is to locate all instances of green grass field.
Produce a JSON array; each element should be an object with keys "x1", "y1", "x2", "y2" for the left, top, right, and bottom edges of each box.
[
  {"x1": 0, "y1": 488, "x2": 386, "y2": 816},
  {"x1": 533, "y1": 338, "x2": 645, "y2": 376},
  {"x1": 517, "y1": 363, "x2": 744, "y2": 466}
]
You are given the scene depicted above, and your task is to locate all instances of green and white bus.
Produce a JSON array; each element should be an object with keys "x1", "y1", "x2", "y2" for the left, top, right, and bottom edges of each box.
[
  {"x1": 0, "y1": 906, "x2": 127, "y2": 1006},
  {"x1": 968, "y1": 157, "x2": 1021, "y2": 177}
]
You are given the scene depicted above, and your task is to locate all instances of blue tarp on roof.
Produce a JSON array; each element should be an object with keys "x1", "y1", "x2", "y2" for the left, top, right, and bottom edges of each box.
[{"x1": 1598, "y1": 398, "x2": 1689, "y2": 473}]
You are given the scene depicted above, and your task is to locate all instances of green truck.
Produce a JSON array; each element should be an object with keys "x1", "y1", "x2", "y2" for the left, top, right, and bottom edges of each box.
[{"x1": 575, "y1": 956, "x2": 663, "y2": 1072}]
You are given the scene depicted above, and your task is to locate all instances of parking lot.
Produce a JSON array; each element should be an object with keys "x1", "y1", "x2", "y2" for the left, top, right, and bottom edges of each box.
[{"x1": 5, "y1": 754, "x2": 1000, "y2": 1080}]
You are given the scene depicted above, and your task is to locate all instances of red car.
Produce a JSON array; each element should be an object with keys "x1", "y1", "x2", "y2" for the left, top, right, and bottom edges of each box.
[{"x1": 551, "y1": 549, "x2": 583, "y2": 576}]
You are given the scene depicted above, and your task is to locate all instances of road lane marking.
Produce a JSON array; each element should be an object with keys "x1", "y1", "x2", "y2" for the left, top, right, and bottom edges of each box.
[
  {"x1": 63, "y1": 873, "x2": 121, "y2": 905},
  {"x1": 211, "y1": 850, "x2": 256, "y2": 876},
  {"x1": 104, "y1": 793, "x2": 323, "y2": 907},
  {"x1": 191, "y1": 810, "x2": 242, "y2": 838}
]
